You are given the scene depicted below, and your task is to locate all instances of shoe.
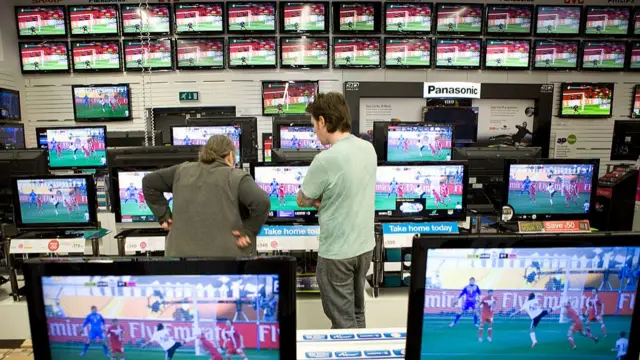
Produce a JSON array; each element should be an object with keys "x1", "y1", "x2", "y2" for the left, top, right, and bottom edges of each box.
[{"x1": 531, "y1": 341, "x2": 537, "y2": 348}]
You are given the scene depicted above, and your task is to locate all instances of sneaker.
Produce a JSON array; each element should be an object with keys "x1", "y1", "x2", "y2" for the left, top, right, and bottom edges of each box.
[{"x1": 531, "y1": 341, "x2": 538, "y2": 348}]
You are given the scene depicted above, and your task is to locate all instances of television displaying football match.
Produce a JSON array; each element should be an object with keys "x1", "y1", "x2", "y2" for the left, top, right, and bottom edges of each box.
[
  {"x1": 45, "y1": 127, "x2": 107, "y2": 169},
  {"x1": 385, "y1": 3, "x2": 432, "y2": 33},
  {"x1": 20, "y1": 42, "x2": 69, "y2": 73},
  {"x1": 533, "y1": 40, "x2": 579, "y2": 70},
  {"x1": 560, "y1": 83, "x2": 614, "y2": 118},
  {"x1": 384, "y1": 38, "x2": 431, "y2": 68},
  {"x1": 175, "y1": 3, "x2": 224, "y2": 33},
  {"x1": 282, "y1": 2, "x2": 327, "y2": 32},
  {"x1": 69, "y1": 5, "x2": 119, "y2": 36},
  {"x1": 72, "y1": 85, "x2": 130, "y2": 122},
  {"x1": 228, "y1": 38, "x2": 277, "y2": 68},
  {"x1": 336, "y1": 3, "x2": 378, "y2": 32},
  {"x1": 262, "y1": 81, "x2": 318, "y2": 115},
  {"x1": 0, "y1": 124, "x2": 24, "y2": 150},
  {"x1": 581, "y1": 42, "x2": 626, "y2": 70},
  {"x1": 535, "y1": 6, "x2": 581, "y2": 36},
  {"x1": 42, "y1": 274, "x2": 281, "y2": 359},
  {"x1": 280, "y1": 37, "x2": 329, "y2": 68},
  {"x1": 227, "y1": 2, "x2": 276, "y2": 32},
  {"x1": 386, "y1": 125, "x2": 453, "y2": 162},
  {"x1": 584, "y1": 7, "x2": 630, "y2": 36},
  {"x1": 121, "y1": 4, "x2": 170, "y2": 34},
  {"x1": 333, "y1": 38, "x2": 380, "y2": 68},
  {"x1": 117, "y1": 170, "x2": 173, "y2": 223},
  {"x1": 279, "y1": 125, "x2": 329, "y2": 150},
  {"x1": 253, "y1": 165, "x2": 316, "y2": 219},
  {"x1": 420, "y1": 246, "x2": 638, "y2": 360},
  {"x1": 634, "y1": 11, "x2": 640, "y2": 35},
  {"x1": 15, "y1": 6, "x2": 67, "y2": 37},
  {"x1": 435, "y1": 39, "x2": 481, "y2": 69},
  {"x1": 15, "y1": 177, "x2": 92, "y2": 225},
  {"x1": 176, "y1": 39, "x2": 224, "y2": 70},
  {"x1": 171, "y1": 125, "x2": 241, "y2": 165},
  {"x1": 71, "y1": 41, "x2": 121, "y2": 72},
  {"x1": 629, "y1": 42, "x2": 640, "y2": 70},
  {"x1": 435, "y1": 4, "x2": 483, "y2": 34},
  {"x1": 124, "y1": 39, "x2": 173, "y2": 70},
  {"x1": 633, "y1": 85, "x2": 640, "y2": 118},
  {"x1": 0, "y1": 89, "x2": 21, "y2": 121},
  {"x1": 486, "y1": 5, "x2": 532, "y2": 34},
  {"x1": 484, "y1": 39, "x2": 530, "y2": 69}
]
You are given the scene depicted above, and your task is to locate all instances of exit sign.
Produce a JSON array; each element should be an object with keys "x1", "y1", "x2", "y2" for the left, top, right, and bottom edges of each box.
[{"x1": 179, "y1": 91, "x2": 199, "y2": 101}]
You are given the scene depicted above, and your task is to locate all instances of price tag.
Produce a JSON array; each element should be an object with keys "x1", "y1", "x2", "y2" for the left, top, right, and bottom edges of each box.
[
  {"x1": 257, "y1": 226, "x2": 320, "y2": 251},
  {"x1": 10, "y1": 238, "x2": 85, "y2": 254},
  {"x1": 518, "y1": 220, "x2": 590, "y2": 233},
  {"x1": 125, "y1": 237, "x2": 165, "y2": 252},
  {"x1": 382, "y1": 222, "x2": 459, "y2": 249}
]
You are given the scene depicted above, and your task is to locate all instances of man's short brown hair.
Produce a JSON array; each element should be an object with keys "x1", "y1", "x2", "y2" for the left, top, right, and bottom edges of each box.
[{"x1": 305, "y1": 92, "x2": 352, "y2": 133}]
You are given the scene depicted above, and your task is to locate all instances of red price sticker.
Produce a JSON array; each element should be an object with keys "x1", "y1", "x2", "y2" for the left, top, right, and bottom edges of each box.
[{"x1": 48, "y1": 240, "x2": 60, "y2": 252}]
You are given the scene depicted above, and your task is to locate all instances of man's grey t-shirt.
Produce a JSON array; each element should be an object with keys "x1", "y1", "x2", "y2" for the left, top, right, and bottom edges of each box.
[{"x1": 301, "y1": 135, "x2": 377, "y2": 260}]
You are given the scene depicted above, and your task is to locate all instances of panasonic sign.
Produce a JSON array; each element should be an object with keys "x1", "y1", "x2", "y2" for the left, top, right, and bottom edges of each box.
[{"x1": 423, "y1": 82, "x2": 481, "y2": 99}]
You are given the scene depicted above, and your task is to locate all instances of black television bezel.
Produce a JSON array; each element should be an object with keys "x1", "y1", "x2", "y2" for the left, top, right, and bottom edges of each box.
[
  {"x1": 169, "y1": 123, "x2": 243, "y2": 164},
  {"x1": 175, "y1": 37, "x2": 226, "y2": 70},
  {"x1": 123, "y1": 38, "x2": 175, "y2": 71},
  {"x1": 0, "y1": 121, "x2": 25, "y2": 150},
  {"x1": 534, "y1": 5, "x2": 583, "y2": 38},
  {"x1": 532, "y1": 39, "x2": 580, "y2": 71},
  {"x1": 332, "y1": 2, "x2": 382, "y2": 34},
  {"x1": 271, "y1": 116, "x2": 312, "y2": 148},
  {"x1": 580, "y1": 40, "x2": 628, "y2": 71},
  {"x1": 280, "y1": 1, "x2": 329, "y2": 34},
  {"x1": 626, "y1": 41, "x2": 640, "y2": 71},
  {"x1": 41, "y1": 125, "x2": 108, "y2": 170},
  {"x1": 226, "y1": 1, "x2": 277, "y2": 34},
  {"x1": 0, "y1": 88, "x2": 21, "y2": 121},
  {"x1": 68, "y1": 4, "x2": 121, "y2": 37},
  {"x1": 15, "y1": 5, "x2": 68, "y2": 39},
  {"x1": 228, "y1": 37, "x2": 278, "y2": 69},
  {"x1": 383, "y1": 2, "x2": 433, "y2": 35},
  {"x1": 483, "y1": 38, "x2": 531, "y2": 70},
  {"x1": 484, "y1": 4, "x2": 533, "y2": 36},
  {"x1": 279, "y1": 36, "x2": 330, "y2": 69},
  {"x1": 434, "y1": 3, "x2": 484, "y2": 35},
  {"x1": 558, "y1": 82, "x2": 615, "y2": 119},
  {"x1": 173, "y1": 2, "x2": 225, "y2": 35},
  {"x1": 19, "y1": 41, "x2": 70, "y2": 75},
  {"x1": 583, "y1": 6, "x2": 632, "y2": 38},
  {"x1": 633, "y1": 7, "x2": 640, "y2": 37},
  {"x1": 332, "y1": 37, "x2": 381, "y2": 69},
  {"x1": 120, "y1": 3, "x2": 173, "y2": 36},
  {"x1": 11, "y1": 174, "x2": 99, "y2": 230},
  {"x1": 384, "y1": 122, "x2": 455, "y2": 163},
  {"x1": 632, "y1": 84, "x2": 640, "y2": 118},
  {"x1": 70, "y1": 40, "x2": 123, "y2": 73},
  {"x1": 71, "y1": 84, "x2": 132, "y2": 122},
  {"x1": 434, "y1": 38, "x2": 482, "y2": 70},
  {"x1": 611, "y1": 120, "x2": 640, "y2": 161},
  {"x1": 502, "y1": 158, "x2": 600, "y2": 221},
  {"x1": 383, "y1": 37, "x2": 432, "y2": 69},
  {"x1": 111, "y1": 166, "x2": 168, "y2": 223},
  {"x1": 261, "y1": 81, "x2": 318, "y2": 116}
]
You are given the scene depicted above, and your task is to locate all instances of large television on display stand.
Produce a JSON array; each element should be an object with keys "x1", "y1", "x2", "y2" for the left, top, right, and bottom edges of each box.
[
  {"x1": 453, "y1": 147, "x2": 542, "y2": 188},
  {"x1": 40, "y1": 126, "x2": 107, "y2": 171},
  {"x1": 68, "y1": 5, "x2": 120, "y2": 37},
  {"x1": 532, "y1": 40, "x2": 579, "y2": 70},
  {"x1": 112, "y1": 167, "x2": 173, "y2": 223},
  {"x1": 174, "y1": 2, "x2": 224, "y2": 34},
  {"x1": 185, "y1": 117, "x2": 259, "y2": 164},
  {"x1": 384, "y1": 3, "x2": 432, "y2": 34},
  {"x1": 280, "y1": 2, "x2": 329, "y2": 33},
  {"x1": 485, "y1": 5, "x2": 533, "y2": 35},
  {"x1": 15, "y1": 6, "x2": 67, "y2": 38}
]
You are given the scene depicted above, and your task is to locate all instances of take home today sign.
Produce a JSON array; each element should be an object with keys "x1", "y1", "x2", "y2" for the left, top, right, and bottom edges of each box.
[{"x1": 423, "y1": 82, "x2": 481, "y2": 99}]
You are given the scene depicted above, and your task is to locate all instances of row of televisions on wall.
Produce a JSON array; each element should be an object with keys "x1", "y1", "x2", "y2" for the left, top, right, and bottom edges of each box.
[
  {"x1": 18, "y1": 37, "x2": 640, "y2": 73},
  {"x1": 14, "y1": 3, "x2": 640, "y2": 37}
]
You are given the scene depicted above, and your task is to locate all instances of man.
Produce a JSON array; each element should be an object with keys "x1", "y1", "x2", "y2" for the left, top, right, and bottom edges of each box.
[
  {"x1": 141, "y1": 323, "x2": 197, "y2": 360},
  {"x1": 297, "y1": 92, "x2": 376, "y2": 329},
  {"x1": 81, "y1": 306, "x2": 109, "y2": 357},
  {"x1": 450, "y1": 277, "x2": 481, "y2": 328},
  {"x1": 106, "y1": 319, "x2": 125, "y2": 360}
]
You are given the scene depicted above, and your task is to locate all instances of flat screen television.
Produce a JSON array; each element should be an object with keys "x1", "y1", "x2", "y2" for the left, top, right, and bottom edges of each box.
[
  {"x1": 634, "y1": 7, "x2": 640, "y2": 36},
  {"x1": 262, "y1": 81, "x2": 318, "y2": 116},
  {"x1": 72, "y1": 84, "x2": 131, "y2": 122},
  {"x1": 0, "y1": 122, "x2": 25, "y2": 150},
  {"x1": 226, "y1": 2, "x2": 276, "y2": 33},
  {"x1": 44, "y1": 126, "x2": 107, "y2": 170},
  {"x1": 386, "y1": 123, "x2": 454, "y2": 162},
  {"x1": 435, "y1": 4, "x2": 484, "y2": 35},
  {"x1": 113, "y1": 168, "x2": 173, "y2": 223},
  {"x1": 69, "y1": 5, "x2": 119, "y2": 36},
  {"x1": 71, "y1": 40, "x2": 122, "y2": 72},
  {"x1": 228, "y1": 38, "x2": 277, "y2": 68},
  {"x1": 121, "y1": 4, "x2": 171, "y2": 35},
  {"x1": 423, "y1": 107, "x2": 478, "y2": 144},
  {"x1": 19, "y1": 42, "x2": 69, "y2": 74},
  {"x1": 170, "y1": 125, "x2": 241, "y2": 165},
  {"x1": 15, "y1": 6, "x2": 67, "y2": 38},
  {"x1": 0, "y1": 89, "x2": 21, "y2": 121},
  {"x1": 263, "y1": 133, "x2": 273, "y2": 162},
  {"x1": 384, "y1": 3, "x2": 432, "y2": 34},
  {"x1": 532, "y1": 40, "x2": 579, "y2": 70},
  {"x1": 333, "y1": 2, "x2": 381, "y2": 33},
  {"x1": 559, "y1": 83, "x2": 614, "y2": 118},
  {"x1": 277, "y1": 124, "x2": 328, "y2": 150},
  {"x1": 584, "y1": 6, "x2": 631, "y2": 37},
  {"x1": 627, "y1": 41, "x2": 640, "y2": 71},
  {"x1": 485, "y1": 5, "x2": 533, "y2": 35},
  {"x1": 503, "y1": 159, "x2": 598, "y2": 221},
  {"x1": 12, "y1": 174, "x2": 98, "y2": 230},
  {"x1": 535, "y1": 6, "x2": 582, "y2": 36},
  {"x1": 611, "y1": 120, "x2": 640, "y2": 161},
  {"x1": 280, "y1": 37, "x2": 329, "y2": 69},
  {"x1": 174, "y1": 2, "x2": 224, "y2": 34},
  {"x1": 176, "y1": 38, "x2": 225, "y2": 70},
  {"x1": 434, "y1": 38, "x2": 481, "y2": 70},
  {"x1": 633, "y1": 85, "x2": 640, "y2": 118},
  {"x1": 123, "y1": 39, "x2": 173, "y2": 71},
  {"x1": 281, "y1": 2, "x2": 329, "y2": 33},
  {"x1": 581, "y1": 41, "x2": 627, "y2": 71},
  {"x1": 333, "y1": 37, "x2": 381, "y2": 69},
  {"x1": 384, "y1": 38, "x2": 431, "y2": 69},
  {"x1": 483, "y1": 39, "x2": 531, "y2": 70}
]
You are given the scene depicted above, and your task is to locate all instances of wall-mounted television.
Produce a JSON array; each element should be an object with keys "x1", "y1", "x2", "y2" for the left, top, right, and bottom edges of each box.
[
  {"x1": 15, "y1": 6, "x2": 67, "y2": 38},
  {"x1": 262, "y1": 81, "x2": 318, "y2": 116},
  {"x1": 628, "y1": 41, "x2": 640, "y2": 71},
  {"x1": 280, "y1": 2, "x2": 329, "y2": 33},
  {"x1": 42, "y1": 126, "x2": 107, "y2": 170},
  {"x1": 69, "y1": 5, "x2": 119, "y2": 36},
  {"x1": 435, "y1": 4, "x2": 484, "y2": 35},
  {"x1": 280, "y1": 37, "x2": 329, "y2": 69},
  {"x1": 71, "y1": 40, "x2": 122, "y2": 72},
  {"x1": 174, "y1": 2, "x2": 224, "y2": 34},
  {"x1": 333, "y1": 2, "x2": 381, "y2": 33},
  {"x1": 384, "y1": 38, "x2": 431, "y2": 69},
  {"x1": 226, "y1": 2, "x2": 276, "y2": 33},
  {"x1": 535, "y1": 6, "x2": 582, "y2": 36},
  {"x1": 228, "y1": 38, "x2": 277, "y2": 68},
  {"x1": 532, "y1": 40, "x2": 579, "y2": 70},
  {"x1": 0, "y1": 122, "x2": 25, "y2": 150},
  {"x1": 0, "y1": 89, "x2": 21, "y2": 121},
  {"x1": 123, "y1": 39, "x2": 173, "y2": 71},
  {"x1": 485, "y1": 5, "x2": 533, "y2": 35},
  {"x1": 384, "y1": 3, "x2": 432, "y2": 34},
  {"x1": 434, "y1": 38, "x2": 481, "y2": 70},
  {"x1": 581, "y1": 41, "x2": 627, "y2": 71},
  {"x1": 483, "y1": 39, "x2": 531, "y2": 70},
  {"x1": 333, "y1": 37, "x2": 380, "y2": 69},
  {"x1": 634, "y1": 7, "x2": 640, "y2": 36},
  {"x1": 633, "y1": 84, "x2": 640, "y2": 118},
  {"x1": 19, "y1": 42, "x2": 69, "y2": 74},
  {"x1": 72, "y1": 84, "x2": 131, "y2": 122},
  {"x1": 584, "y1": 6, "x2": 630, "y2": 37},
  {"x1": 121, "y1": 4, "x2": 171, "y2": 35},
  {"x1": 559, "y1": 83, "x2": 614, "y2": 119},
  {"x1": 176, "y1": 38, "x2": 225, "y2": 70}
]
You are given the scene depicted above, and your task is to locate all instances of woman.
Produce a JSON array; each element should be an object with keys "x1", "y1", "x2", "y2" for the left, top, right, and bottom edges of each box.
[{"x1": 142, "y1": 135, "x2": 270, "y2": 257}]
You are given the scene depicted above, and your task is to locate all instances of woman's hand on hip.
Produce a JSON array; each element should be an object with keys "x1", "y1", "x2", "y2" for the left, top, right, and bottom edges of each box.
[
  {"x1": 232, "y1": 230, "x2": 252, "y2": 249},
  {"x1": 161, "y1": 219, "x2": 172, "y2": 231}
]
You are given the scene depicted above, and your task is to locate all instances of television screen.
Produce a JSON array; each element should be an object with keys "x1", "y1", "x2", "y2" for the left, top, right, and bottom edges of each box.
[
  {"x1": 69, "y1": 5, "x2": 119, "y2": 36},
  {"x1": 228, "y1": 38, "x2": 277, "y2": 68},
  {"x1": 584, "y1": 7, "x2": 630, "y2": 36},
  {"x1": 72, "y1": 85, "x2": 131, "y2": 122},
  {"x1": 15, "y1": 6, "x2": 67, "y2": 38},
  {"x1": 535, "y1": 6, "x2": 581, "y2": 36},
  {"x1": 333, "y1": 38, "x2": 380, "y2": 68},
  {"x1": 385, "y1": 3, "x2": 432, "y2": 33},
  {"x1": 227, "y1": 2, "x2": 276, "y2": 32},
  {"x1": 424, "y1": 107, "x2": 478, "y2": 144},
  {"x1": 20, "y1": 42, "x2": 69, "y2": 74},
  {"x1": 121, "y1": 4, "x2": 171, "y2": 35},
  {"x1": 281, "y1": 2, "x2": 328, "y2": 32},
  {"x1": 71, "y1": 41, "x2": 122, "y2": 72},
  {"x1": 559, "y1": 83, "x2": 614, "y2": 118},
  {"x1": 533, "y1": 40, "x2": 579, "y2": 70},
  {"x1": 484, "y1": 39, "x2": 531, "y2": 69},
  {"x1": 262, "y1": 81, "x2": 318, "y2": 115},
  {"x1": 117, "y1": 170, "x2": 173, "y2": 223},
  {"x1": 386, "y1": 125, "x2": 453, "y2": 162},
  {"x1": 175, "y1": 3, "x2": 224, "y2": 34},
  {"x1": 45, "y1": 127, "x2": 106, "y2": 169},
  {"x1": 280, "y1": 37, "x2": 329, "y2": 68},
  {"x1": 435, "y1": 39, "x2": 481, "y2": 69},
  {"x1": 335, "y1": 2, "x2": 380, "y2": 32},
  {"x1": 176, "y1": 39, "x2": 225, "y2": 70},
  {"x1": 385, "y1": 38, "x2": 431, "y2": 68},
  {"x1": 171, "y1": 125, "x2": 241, "y2": 165},
  {"x1": 435, "y1": 4, "x2": 483, "y2": 34},
  {"x1": 264, "y1": 135, "x2": 273, "y2": 162},
  {"x1": 0, "y1": 123, "x2": 25, "y2": 150},
  {"x1": 279, "y1": 125, "x2": 328, "y2": 149},
  {"x1": 486, "y1": 5, "x2": 532, "y2": 34},
  {"x1": 634, "y1": 9, "x2": 640, "y2": 36},
  {"x1": 581, "y1": 41, "x2": 627, "y2": 70},
  {"x1": 253, "y1": 165, "x2": 316, "y2": 220},
  {"x1": 628, "y1": 41, "x2": 640, "y2": 70},
  {"x1": 0, "y1": 89, "x2": 21, "y2": 121},
  {"x1": 633, "y1": 85, "x2": 640, "y2": 118},
  {"x1": 124, "y1": 39, "x2": 173, "y2": 70}
]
